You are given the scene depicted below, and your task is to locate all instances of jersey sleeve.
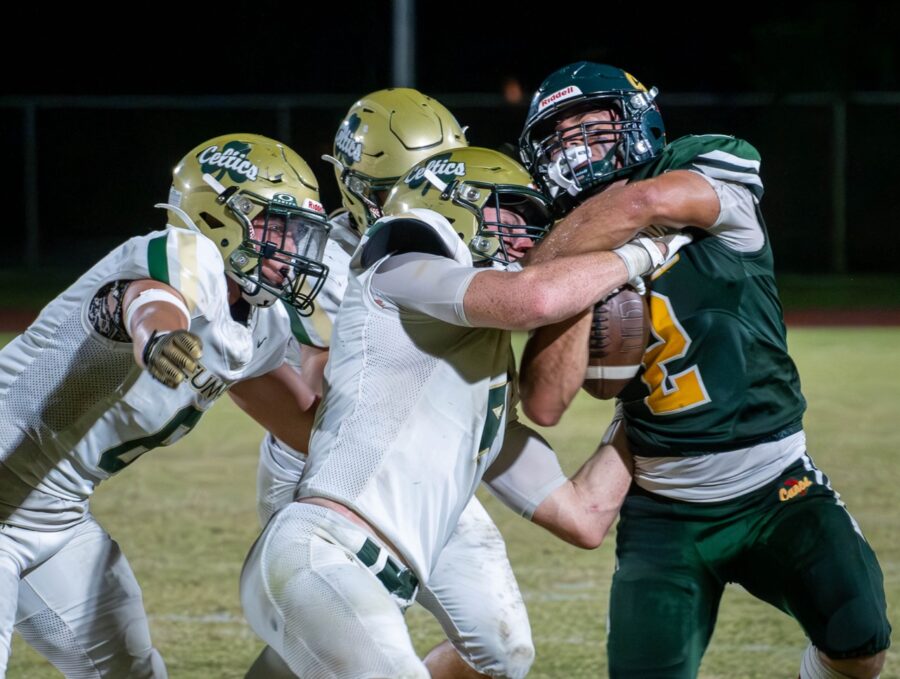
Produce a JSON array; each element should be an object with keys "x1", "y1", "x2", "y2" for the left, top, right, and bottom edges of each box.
[
  {"x1": 369, "y1": 252, "x2": 479, "y2": 326},
  {"x1": 648, "y1": 135, "x2": 766, "y2": 252},
  {"x1": 691, "y1": 173, "x2": 765, "y2": 252},
  {"x1": 243, "y1": 304, "x2": 292, "y2": 379},
  {"x1": 116, "y1": 227, "x2": 228, "y2": 321}
]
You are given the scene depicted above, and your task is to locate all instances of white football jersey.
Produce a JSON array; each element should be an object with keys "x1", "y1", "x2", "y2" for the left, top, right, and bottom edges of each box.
[
  {"x1": 0, "y1": 226, "x2": 291, "y2": 530},
  {"x1": 300, "y1": 211, "x2": 512, "y2": 580}
]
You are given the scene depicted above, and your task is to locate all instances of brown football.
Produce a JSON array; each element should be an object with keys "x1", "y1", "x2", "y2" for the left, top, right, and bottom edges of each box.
[{"x1": 582, "y1": 287, "x2": 650, "y2": 399}]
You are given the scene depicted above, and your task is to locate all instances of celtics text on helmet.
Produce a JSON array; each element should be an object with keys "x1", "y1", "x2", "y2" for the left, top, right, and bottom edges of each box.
[
  {"x1": 324, "y1": 88, "x2": 468, "y2": 231},
  {"x1": 383, "y1": 147, "x2": 553, "y2": 266},
  {"x1": 519, "y1": 62, "x2": 666, "y2": 211},
  {"x1": 163, "y1": 133, "x2": 331, "y2": 314}
]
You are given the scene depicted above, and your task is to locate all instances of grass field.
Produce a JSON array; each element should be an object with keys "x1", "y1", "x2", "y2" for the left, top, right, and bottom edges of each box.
[{"x1": 4, "y1": 328, "x2": 899, "y2": 678}]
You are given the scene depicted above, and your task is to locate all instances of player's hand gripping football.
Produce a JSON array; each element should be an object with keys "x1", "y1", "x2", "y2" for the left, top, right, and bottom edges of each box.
[{"x1": 141, "y1": 330, "x2": 203, "y2": 388}]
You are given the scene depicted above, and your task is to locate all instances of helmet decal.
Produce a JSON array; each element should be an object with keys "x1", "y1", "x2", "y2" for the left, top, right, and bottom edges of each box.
[
  {"x1": 403, "y1": 153, "x2": 467, "y2": 190},
  {"x1": 301, "y1": 197, "x2": 325, "y2": 213},
  {"x1": 383, "y1": 147, "x2": 553, "y2": 267},
  {"x1": 334, "y1": 113, "x2": 364, "y2": 166},
  {"x1": 271, "y1": 192, "x2": 299, "y2": 207},
  {"x1": 197, "y1": 141, "x2": 259, "y2": 182},
  {"x1": 538, "y1": 85, "x2": 583, "y2": 113},
  {"x1": 623, "y1": 71, "x2": 647, "y2": 92}
]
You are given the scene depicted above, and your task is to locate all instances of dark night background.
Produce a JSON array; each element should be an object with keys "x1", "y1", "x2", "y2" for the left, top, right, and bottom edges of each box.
[{"x1": 2, "y1": 0, "x2": 899, "y2": 275}]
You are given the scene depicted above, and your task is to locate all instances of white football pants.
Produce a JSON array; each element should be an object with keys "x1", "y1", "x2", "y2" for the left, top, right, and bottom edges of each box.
[
  {"x1": 253, "y1": 436, "x2": 534, "y2": 678},
  {"x1": 0, "y1": 516, "x2": 165, "y2": 678}
]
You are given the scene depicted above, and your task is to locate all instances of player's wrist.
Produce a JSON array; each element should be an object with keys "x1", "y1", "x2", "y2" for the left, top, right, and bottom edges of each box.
[{"x1": 612, "y1": 237, "x2": 664, "y2": 279}]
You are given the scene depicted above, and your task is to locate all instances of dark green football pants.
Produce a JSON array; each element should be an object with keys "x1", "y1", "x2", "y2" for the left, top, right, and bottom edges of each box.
[{"x1": 607, "y1": 457, "x2": 891, "y2": 678}]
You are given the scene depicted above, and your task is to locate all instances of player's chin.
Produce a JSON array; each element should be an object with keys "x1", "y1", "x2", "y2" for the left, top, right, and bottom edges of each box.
[{"x1": 260, "y1": 268, "x2": 289, "y2": 289}]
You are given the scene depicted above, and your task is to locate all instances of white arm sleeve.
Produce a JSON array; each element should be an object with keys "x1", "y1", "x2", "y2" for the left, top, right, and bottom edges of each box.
[
  {"x1": 482, "y1": 418, "x2": 567, "y2": 519},
  {"x1": 690, "y1": 171, "x2": 765, "y2": 252},
  {"x1": 370, "y1": 252, "x2": 480, "y2": 326}
]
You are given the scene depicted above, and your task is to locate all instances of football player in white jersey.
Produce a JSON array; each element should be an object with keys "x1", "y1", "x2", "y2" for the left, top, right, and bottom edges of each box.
[
  {"x1": 0, "y1": 133, "x2": 329, "y2": 677},
  {"x1": 240, "y1": 145, "x2": 685, "y2": 678},
  {"x1": 250, "y1": 89, "x2": 541, "y2": 679}
]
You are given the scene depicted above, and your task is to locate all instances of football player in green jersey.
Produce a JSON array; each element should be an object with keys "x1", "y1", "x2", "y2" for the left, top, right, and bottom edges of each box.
[{"x1": 518, "y1": 62, "x2": 890, "y2": 679}]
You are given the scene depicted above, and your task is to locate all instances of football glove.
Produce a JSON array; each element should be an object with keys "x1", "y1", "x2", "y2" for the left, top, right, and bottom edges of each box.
[{"x1": 142, "y1": 330, "x2": 203, "y2": 389}]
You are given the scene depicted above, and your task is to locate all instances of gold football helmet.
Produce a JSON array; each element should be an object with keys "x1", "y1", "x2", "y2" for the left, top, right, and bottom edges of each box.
[
  {"x1": 382, "y1": 147, "x2": 553, "y2": 265},
  {"x1": 325, "y1": 88, "x2": 468, "y2": 231},
  {"x1": 164, "y1": 133, "x2": 330, "y2": 313}
]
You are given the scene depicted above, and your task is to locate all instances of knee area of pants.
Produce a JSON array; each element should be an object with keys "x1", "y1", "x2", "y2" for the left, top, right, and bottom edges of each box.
[
  {"x1": 134, "y1": 647, "x2": 167, "y2": 679},
  {"x1": 473, "y1": 640, "x2": 535, "y2": 679},
  {"x1": 821, "y1": 597, "x2": 891, "y2": 659},
  {"x1": 498, "y1": 641, "x2": 536, "y2": 679}
]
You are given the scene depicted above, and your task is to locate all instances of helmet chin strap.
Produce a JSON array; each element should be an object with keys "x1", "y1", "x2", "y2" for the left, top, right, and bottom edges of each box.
[
  {"x1": 225, "y1": 270, "x2": 280, "y2": 308},
  {"x1": 547, "y1": 146, "x2": 592, "y2": 197}
]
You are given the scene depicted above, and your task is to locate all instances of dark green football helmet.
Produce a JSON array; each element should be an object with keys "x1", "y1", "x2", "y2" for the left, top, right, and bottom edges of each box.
[{"x1": 519, "y1": 62, "x2": 666, "y2": 212}]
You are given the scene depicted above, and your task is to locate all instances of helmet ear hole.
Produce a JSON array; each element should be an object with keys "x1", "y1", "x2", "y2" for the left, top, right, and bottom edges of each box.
[{"x1": 199, "y1": 212, "x2": 225, "y2": 230}]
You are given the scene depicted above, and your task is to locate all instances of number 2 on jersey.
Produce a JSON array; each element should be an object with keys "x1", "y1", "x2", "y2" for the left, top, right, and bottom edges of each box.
[{"x1": 642, "y1": 292, "x2": 710, "y2": 415}]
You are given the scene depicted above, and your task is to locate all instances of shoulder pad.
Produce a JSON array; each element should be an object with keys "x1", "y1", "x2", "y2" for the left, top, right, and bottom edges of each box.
[
  {"x1": 144, "y1": 227, "x2": 226, "y2": 316},
  {"x1": 645, "y1": 135, "x2": 763, "y2": 199},
  {"x1": 357, "y1": 209, "x2": 473, "y2": 270}
]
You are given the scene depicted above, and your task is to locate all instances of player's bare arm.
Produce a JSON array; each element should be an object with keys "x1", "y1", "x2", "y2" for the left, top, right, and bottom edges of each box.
[
  {"x1": 530, "y1": 170, "x2": 719, "y2": 266},
  {"x1": 229, "y1": 363, "x2": 318, "y2": 453},
  {"x1": 123, "y1": 279, "x2": 191, "y2": 356},
  {"x1": 519, "y1": 171, "x2": 718, "y2": 425},
  {"x1": 519, "y1": 310, "x2": 592, "y2": 426},
  {"x1": 463, "y1": 250, "x2": 629, "y2": 330},
  {"x1": 484, "y1": 416, "x2": 632, "y2": 549},
  {"x1": 530, "y1": 421, "x2": 632, "y2": 549},
  {"x1": 299, "y1": 344, "x2": 329, "y2": 396}
]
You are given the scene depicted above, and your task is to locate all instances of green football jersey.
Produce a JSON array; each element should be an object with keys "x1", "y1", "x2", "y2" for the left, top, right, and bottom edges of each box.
[{"x1": 619, "y1": 135, "x2": 806, "y2": 456}]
